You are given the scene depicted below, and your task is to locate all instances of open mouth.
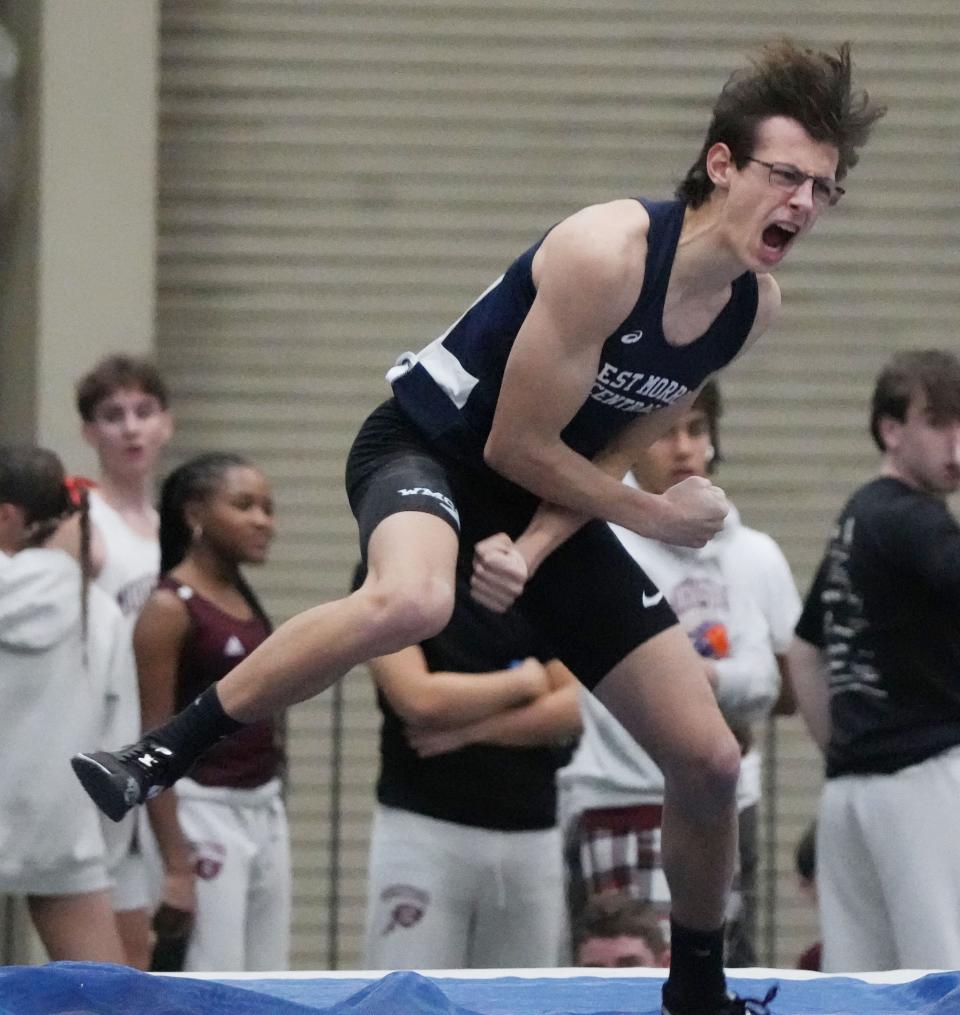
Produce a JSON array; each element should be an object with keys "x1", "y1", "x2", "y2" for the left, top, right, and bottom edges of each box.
[{"x1": 761, "y1": 223, "x2": 798, "y2": 255}]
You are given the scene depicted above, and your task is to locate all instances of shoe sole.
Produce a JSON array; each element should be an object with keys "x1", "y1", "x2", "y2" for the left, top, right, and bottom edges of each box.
[{"x1": 71, "y1": 753, "x2": 138, "y2": 823}]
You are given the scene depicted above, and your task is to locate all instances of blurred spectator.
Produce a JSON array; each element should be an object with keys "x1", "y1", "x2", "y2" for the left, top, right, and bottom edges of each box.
[
  {"x1": 357, "y1": 565, "x2": 581, "y2": 969},
  {"x1": 574, "y1": 892, "x2": 670, "y2": 968},
  {"x1": 135, "y1": 453, "x2": 289, "y2": 972},
  {"x1": 559, "y1": 382, "x2": 800, "y2": 965},
  {"x1": 0, "y1": 445, "x2": 125, "y2": 962},
  {"x1": 57, "y1": 354, "x2": 174, "y2": 968},
  {"x1": 791, "y1": 349, "x2": 960, "y2": 972}
]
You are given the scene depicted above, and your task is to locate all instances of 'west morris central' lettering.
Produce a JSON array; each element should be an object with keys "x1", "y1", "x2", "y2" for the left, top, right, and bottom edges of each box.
[{"x1": 590, "y1": 362, "x2": 689, "y2": 415}]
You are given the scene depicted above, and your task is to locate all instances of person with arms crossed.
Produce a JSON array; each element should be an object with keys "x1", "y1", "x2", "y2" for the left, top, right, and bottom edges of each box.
[
  {"x1": 75, "y1": 40, "x2": 882, "y2": 1015},
  {"x1": 357, "y1": 564, "x2": 580, "y2": 969},
  {"x1": 790, "y1": 350, "x2": 960, "y2": 973}
]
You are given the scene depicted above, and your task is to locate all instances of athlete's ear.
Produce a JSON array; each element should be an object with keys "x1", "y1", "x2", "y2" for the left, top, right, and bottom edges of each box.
[{"x1": 705, "y1": 142, "x2": 734, "y2": 190}]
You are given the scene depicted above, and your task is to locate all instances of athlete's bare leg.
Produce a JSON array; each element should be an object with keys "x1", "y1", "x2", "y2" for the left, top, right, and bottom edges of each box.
[
  {"x1": 28, "y1": 890, "x2": 125, "y2": 963},
  {"x1": 218, "y1": 510, "x2": 459, "y2": 721},
  {"x1": 593, "y1": 625, "x2": 740, "y2": 932}
]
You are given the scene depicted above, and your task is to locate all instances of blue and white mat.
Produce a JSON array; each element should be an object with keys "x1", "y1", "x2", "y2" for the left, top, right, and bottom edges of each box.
[{"x1": 2, "y1": 963, "x2": 959, "y2": 1014}]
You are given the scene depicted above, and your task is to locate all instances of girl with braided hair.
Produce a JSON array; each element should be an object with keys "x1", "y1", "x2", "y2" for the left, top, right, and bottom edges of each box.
[
  {"x1": 134, "y1": 452, "x2": 289, "y2": 972},
  {"x1": 0, "y1": 444, "x2": 126, "y2": 961}
]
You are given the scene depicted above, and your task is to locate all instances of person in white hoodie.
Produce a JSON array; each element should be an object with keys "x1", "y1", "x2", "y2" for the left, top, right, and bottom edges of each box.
[
  {"x1": 0, "y1": 445, "x2": 126, "y2": 961},
  {"x1": 559, "y1": 381, "x2": 801, "y2": 966}
]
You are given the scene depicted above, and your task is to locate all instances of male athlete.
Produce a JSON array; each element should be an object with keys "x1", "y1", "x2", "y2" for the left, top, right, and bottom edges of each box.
[{"x1": 75, "y1": 40, "x2": 883, "y2": 1014}]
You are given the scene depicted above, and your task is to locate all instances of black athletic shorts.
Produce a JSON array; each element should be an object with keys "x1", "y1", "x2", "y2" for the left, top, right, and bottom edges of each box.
[{"x1": 345, "y1": 398, "x2": 677, "y2": 689}]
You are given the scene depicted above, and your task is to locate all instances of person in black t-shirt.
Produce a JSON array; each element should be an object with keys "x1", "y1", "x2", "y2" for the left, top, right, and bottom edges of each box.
[
  {"x1": 354, "y1": 565, "x2": 581, "y2": 969},
  {"x1": 791, "y1": 349, "x2": 960, "y2": 972}
]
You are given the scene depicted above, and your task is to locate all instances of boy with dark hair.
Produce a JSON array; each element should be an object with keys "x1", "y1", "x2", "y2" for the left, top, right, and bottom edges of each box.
[
  {"x1": 63, "y1": 354, "x2": 173, "y2": 968},
  {"x1": 76, "y1": 40, "x2": 882, "y2": 1014},
  {"x1": 791, "y1": 349, "x2": 960, "y2": 971}
]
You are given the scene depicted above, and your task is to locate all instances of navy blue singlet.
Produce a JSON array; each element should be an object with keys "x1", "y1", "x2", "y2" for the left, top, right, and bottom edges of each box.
[{"x1": 389, "y1": 198, "x2": 758, "y2": 462}]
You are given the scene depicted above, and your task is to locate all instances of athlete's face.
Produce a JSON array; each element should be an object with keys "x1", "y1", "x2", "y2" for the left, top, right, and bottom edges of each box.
[
  {"x1": 881, "y1": 392, "x2": 960, "y2": 497},
  {"x1": 192, "y1": 466, "x2": 275, "y2": 565},
  {"x1": 577, "y1": 934, "x2": 667, "y2": 968},
  {"x1": 632, "y1": 407, "x2": 712, "y2": 495},
  {"x1": 83, "y1": 387, "x2": 172, "y2": 483},
  {"x1": 708, "y1": 116, "x2": 841, "y2": 271}
]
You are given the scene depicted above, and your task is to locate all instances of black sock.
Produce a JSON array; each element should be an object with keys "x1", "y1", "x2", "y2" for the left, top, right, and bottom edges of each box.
[
  {"x1": 144, "y1": 685, "x2": 245, "y2": 779},
  {"x1": 663, "y1": 919, "x2": 727, "y2": 1010}
]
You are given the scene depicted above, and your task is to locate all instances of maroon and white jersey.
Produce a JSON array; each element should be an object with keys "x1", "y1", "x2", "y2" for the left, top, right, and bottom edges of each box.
[{"x1": 159, "y1": 576, "x2": 282, "y2": 789}]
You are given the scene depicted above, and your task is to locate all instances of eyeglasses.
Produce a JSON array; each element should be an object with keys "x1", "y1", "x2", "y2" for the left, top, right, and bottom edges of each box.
[{"x1": 745, "y1": 158, "x2": 844, "y2": 208}]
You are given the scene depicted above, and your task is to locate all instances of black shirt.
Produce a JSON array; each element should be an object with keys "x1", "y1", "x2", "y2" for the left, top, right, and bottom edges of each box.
[
  {"x1": 355, "y1": 566, "x2": 575, "y2": 830},
  {"x1": 796, "y1": 477, "x2": 960, "y2": 777}
]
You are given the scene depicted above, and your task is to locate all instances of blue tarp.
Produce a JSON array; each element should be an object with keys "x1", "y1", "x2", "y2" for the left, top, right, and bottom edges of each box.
[{"x1": 2, "y1": 963, "x2": 960, "y2": 1015}]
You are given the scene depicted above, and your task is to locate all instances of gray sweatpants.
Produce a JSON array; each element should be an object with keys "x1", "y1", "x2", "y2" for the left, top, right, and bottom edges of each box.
[{"x1": 363, "y1": 804, "x2": 566, "y2": 969}]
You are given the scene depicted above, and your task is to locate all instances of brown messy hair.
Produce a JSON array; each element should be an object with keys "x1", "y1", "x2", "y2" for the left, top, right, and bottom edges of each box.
[
  {"x1": 870, "y1": 350, "x2": 960, "y2": 452},
  {"x1": 573, "y1": 892, "x2": 667, "y2": 954},
  {"x1": 677, "y1": 39, "x2": 886, "y2": 208},
  {"x1": 76, "y1": 354, "x2": 169, "y2": 422}
]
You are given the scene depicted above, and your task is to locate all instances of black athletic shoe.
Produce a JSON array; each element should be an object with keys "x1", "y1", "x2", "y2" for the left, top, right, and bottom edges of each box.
[
  {"x1": 662, "y1": 985, "x2": 779, "y2": 1015},
  {"x1": 71, "y1": 738, "x2": 177, "y2": 822}
]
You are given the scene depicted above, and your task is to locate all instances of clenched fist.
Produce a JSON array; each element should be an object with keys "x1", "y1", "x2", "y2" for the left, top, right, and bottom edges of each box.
[
  {"x1": 470, "y1": 532, "x2": 529, "y2": 613},
  {"x1": 653, "y1": 475, "x2": 729, "y2": 547}
]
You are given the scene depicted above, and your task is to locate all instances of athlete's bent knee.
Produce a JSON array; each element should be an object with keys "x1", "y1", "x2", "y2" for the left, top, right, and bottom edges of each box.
[
  {"x1": 666, "y1": 728, "x2": 741, "y2": 811},
  {"x1": 360, "y1": 574, "x2": 455, "y2": 651}
]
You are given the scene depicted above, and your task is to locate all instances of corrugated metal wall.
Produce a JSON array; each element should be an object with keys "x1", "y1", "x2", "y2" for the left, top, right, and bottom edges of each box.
[{"x1": 156, "y1": 0, "x2": 960, "y2": 968}]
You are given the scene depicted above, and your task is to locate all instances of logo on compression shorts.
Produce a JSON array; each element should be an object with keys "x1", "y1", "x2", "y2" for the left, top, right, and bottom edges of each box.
[
  {"x1": 398, "y1": 487, "x2": 461, "y2": 526},
  {"x1": 621, "y1": 331, "x2": 643, "y2": 344},
  {"x1": 642, "y1": 589, "x2": 664, "y2": 608}
]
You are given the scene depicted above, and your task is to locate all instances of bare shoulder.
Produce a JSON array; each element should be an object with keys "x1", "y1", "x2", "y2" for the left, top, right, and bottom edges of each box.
[
  {"x1": 538, "y1": 200, "x2": 649, "y2": 281},
  {"x1": 533, "y1": 200, "x2": 651, "y2": 327},
  {"x1": 752, "y1": 272, "x2": 782, "y2": 334},
  {"x1": 136, "y1": 585, "x2": 191, "y2": 637}
]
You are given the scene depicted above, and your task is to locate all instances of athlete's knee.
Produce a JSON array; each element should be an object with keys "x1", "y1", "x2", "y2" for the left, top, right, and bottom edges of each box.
[
  {"x1": 664, "y1": 727, "x2": 741, "y2": 811},
  {"x1": 359, "y1": 571, "x2": 455, "y2": 650}
]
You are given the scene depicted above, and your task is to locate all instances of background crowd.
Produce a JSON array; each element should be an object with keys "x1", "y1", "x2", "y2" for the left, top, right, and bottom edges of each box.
[{"x1": 5, "y1": 345, "x2": 960, "y2": 975}]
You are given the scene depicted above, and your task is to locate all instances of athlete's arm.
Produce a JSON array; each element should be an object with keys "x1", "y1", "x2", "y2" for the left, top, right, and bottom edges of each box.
[
  {"x1": 471, "y1": 388, "x2": 719, "y2": 611},
  {"x1": 484, "y1": 202, "x2": 726, "y2": 546},
  {"x1": 368, "y1": 646, "x2": 550, "y2": 730},
  {"x1": 787, "y1": 635, "x2": 831, "y2": 752},
  {"x1": 133, "y1": 590, "x2": 197, "y2": 916},
  {"x1": 406, "y1": 659, "x2": 582, "y2": 756}
]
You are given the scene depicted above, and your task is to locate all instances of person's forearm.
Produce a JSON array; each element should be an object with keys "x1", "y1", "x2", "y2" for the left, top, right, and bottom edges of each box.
[
  {"x1": 509, "y1": 440, "x2": 652, "y2": 573},
  {"x1": 788, "y1": 638, "x2": 831, "y2": 751},
  {"x1": 487, "y1": 435, "x2": 666, "y2": 543},
  {"x1": 388, "y1": 667, "x2": 544, "y2": 729},
  {"x1": 455, "y1": 687, "x2": 582, "y2": 748}
]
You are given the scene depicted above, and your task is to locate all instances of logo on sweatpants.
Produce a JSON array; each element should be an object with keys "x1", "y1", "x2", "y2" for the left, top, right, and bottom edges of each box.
[
  {"x1": 380, "y1": 883, "x2": 430, "y2": 935},
  {"x1": 193, "y1": 840, "x2": 226, "y2": 881}
]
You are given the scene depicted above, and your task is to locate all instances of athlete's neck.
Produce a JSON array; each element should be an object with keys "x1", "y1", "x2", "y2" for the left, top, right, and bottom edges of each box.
[{"x1": 673, "y1": 203, "x2": 747, "y2": 297}]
